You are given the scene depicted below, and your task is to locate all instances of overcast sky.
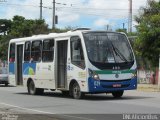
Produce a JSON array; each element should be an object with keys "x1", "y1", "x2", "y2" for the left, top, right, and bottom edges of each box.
[{"x1": 0, "y1": 0, "x2": 150, "y2": 31}]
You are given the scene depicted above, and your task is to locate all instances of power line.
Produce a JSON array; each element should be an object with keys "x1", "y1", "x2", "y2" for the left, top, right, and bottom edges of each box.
[
  {"x1": 57, "y1": 10, "x2": 128, "y2": 19},
  {"x1": 56, "y1": 6, "x2": 143, "y2": 11},
  {"x1": 0, "y1": 2, "x2": 140, "y2": 18},
  {"x1": 0, "y1": 1, "x2": 150, "y2": 30},
  {"x1": 1, "y1": 2, "x2": 159, "y2": 11},
  {"x1": 0, "y1": 3, "x2": 38, "y2": 8},
  {"x1": 0, "y1": 2, "x2": 153, "y2": 11}
]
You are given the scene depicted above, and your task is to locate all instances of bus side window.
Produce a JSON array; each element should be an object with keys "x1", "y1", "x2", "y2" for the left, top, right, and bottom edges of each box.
[
  {"x1": 31, "y1": 40, "x2": 42, "y2": 62},
  {"x1": 70, "y1": 36, "x2": 85, "y2": 69},
  {"x1": 9, "y1": 43, "x2": 15, "y2": 63},
  {"x1": 24, "y1": 41, "x2": 31, "y2": 62},
  {"x1": 42, "y1": 39, "x2": 54, "y2": 62}
]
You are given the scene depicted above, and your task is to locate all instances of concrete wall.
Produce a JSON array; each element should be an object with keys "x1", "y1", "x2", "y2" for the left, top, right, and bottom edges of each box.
[{"x1": 137, "y1": 69, "x2": 159, "y2": 84}]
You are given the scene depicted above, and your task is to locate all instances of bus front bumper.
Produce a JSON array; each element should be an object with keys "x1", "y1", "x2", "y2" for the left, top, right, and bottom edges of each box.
[{"x1": 88, "y1": 77, "x2": 137, "y2": 93}]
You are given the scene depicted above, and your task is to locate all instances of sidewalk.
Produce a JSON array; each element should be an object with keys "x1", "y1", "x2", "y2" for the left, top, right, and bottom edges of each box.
[{"x1": 137, "y1": 84, "x2": 160, "y2": 92}]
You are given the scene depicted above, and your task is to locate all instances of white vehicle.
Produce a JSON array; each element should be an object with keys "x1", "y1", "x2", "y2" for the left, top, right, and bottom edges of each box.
[
  {"x1": 0, "y1": 67, "x2": 8, "y2": 86},
  {"x1": 8, "y1": 29, "x2": 137, "y2": 99}
]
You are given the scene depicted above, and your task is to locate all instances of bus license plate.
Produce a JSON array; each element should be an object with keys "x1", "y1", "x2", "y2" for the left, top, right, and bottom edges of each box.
[{"x1": 113, "y1": 84, "x2": 121, "y2": 88}]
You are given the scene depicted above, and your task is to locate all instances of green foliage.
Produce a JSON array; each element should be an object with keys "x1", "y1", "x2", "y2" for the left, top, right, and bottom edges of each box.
[
  {"x1": 116, "y1": 28, "x2": 127, "y2": 34},
  {"x1": 0, "y1": 15, "x2": 76, "y2": 60},
  {"x1": 0, "y1": 35, "x2": 13, "y2": 60},
  {"x1": 32, "y1": 19, "x2": 49, "y2": 35},
  {"x1": 134, "y1": 0, "x2": 160, "y2": 68},
  {"x1": 0, "y1": 19, "x2": 11, "y2": 35},
  {"x1": 127, "y1": 32, "x2": 138, "y2": 36},
  {"x1": 50, "y1": 26, "x2": 78, "y2": 33},
  {"x1": 0, "y1": 15, "x2": 50, "y2": 60},
  {"x1": 10, "y1": 15, "x2": 49, "y2": 37}
]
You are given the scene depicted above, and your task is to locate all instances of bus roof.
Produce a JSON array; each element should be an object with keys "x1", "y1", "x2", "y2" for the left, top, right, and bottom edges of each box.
[{"x1": 9, "y1": 30, "x2": 126, "y2": 43}]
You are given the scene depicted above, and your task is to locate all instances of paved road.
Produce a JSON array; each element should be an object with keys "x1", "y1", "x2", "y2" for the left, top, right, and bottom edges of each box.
[{"x1": 0, "y1": 85, "x2": 160, "y2": 120}]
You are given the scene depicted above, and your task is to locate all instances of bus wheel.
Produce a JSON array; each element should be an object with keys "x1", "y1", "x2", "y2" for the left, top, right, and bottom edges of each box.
[
  {"x1": 28, "y1": 80, "x2": 44, "y2": 95},
  {"x1": 72, "y1": 82, "x2": 84, "y2": 99},
  {"x1": 112, "y1": 91, "x2": 124, "y2": 98},
  {"x1": 5, "y1": 83, "x2": 8, "y2": 86},
  {"x1": 28, "y1": 80, "x2": 36, "y2": 95}
]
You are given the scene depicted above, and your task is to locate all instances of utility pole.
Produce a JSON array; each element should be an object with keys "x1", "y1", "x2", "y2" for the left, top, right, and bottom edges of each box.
[
  {"x1": 128, "y1": 0, "x2": 132, "y2": 33},
  {"x1": 0, "y1": 0, "x2": 7, "y2": 2},
  {"x1": 123, "y1": 23, "x2": 125, "y2": 29},
  {"x1": 0, "y1": 0, "x2": 7, "y2": 3},
  {"x1": 106, "y1": 24, "x2": 109, "y2": 31},
  {"x1": 158, "y1": 55, "x2": 160, "y2": 90},
  {"x1": 52, "y1": 0, "x2": 55, "y2": 29},
  {"x1": 40, "y1": 0, "x2": 42, "y2": 20}
]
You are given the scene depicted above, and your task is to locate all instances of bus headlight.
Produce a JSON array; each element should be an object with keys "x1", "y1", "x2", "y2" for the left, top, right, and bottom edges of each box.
[
  {"x1": 131, "y1": 72, "x2": 137, "y2": 79},
  {"x1": 88, "y1": 69, "x2": 100, "y2": 80}
]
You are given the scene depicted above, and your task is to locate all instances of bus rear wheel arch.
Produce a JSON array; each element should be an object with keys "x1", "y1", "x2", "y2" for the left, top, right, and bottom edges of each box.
[
  {"x1": 27, "y1": 79, "x2": 44, "y2": 95},
  {"x1": 5, "y1": 83, "x2": 9, "y2": 86},
  {"x1": 69, "y1": 80, "x2": 84, "y2": 99},
  {"x1": 61, "y1": 91, "x2": 69, "y2": 96}
]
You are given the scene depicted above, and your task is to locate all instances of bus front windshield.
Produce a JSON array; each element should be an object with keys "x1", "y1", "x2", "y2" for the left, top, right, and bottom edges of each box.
[{"x1": 83, "y1": 32, "x2": 134, "y2": 69}]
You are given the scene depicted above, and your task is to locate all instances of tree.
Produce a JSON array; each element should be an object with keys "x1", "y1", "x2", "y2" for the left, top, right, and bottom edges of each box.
[
  {"x1": 10, "y1": 15, "x2": 49, "y2": 37},
  {"x1": 50, "y1": 26, "x2": 78, "y2": 33},
  {"x1": 0, "y1": 35, "x2": 13, "y2": 60},
  {"x1": 0, "y1": 15, "x2": 50, "y2": 60},
  {"x1": 134, "y1": 0, "x2": 160, "y2": 68},
  {"x1": 0, "y1": 15, "x2": 76, "y2": 60},
  {"x1": 32, "y1": 19, "x2": 49, "y2": 35},
  {"x1": 0, "y1": 19, "x2": 11, "y2": 35},
  {"x1": 116, "y1": 28, "x2": 127, "y2": 34}
]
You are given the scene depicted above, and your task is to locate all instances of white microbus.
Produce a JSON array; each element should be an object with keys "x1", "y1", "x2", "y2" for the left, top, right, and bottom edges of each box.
[{"x1": 8, "y1": 29, "x2": 137, "y2": 99}]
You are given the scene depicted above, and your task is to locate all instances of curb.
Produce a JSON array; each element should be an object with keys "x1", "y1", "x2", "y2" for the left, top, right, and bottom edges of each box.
[{"x1": 137, "y1": 84, "x2": 160, "y2": 92}]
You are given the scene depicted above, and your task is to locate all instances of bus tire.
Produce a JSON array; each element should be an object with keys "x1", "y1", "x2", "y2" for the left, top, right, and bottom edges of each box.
[
  {"x1": 72, "y1": 82, "x2": 84, "y2": 99},
  {"x1": 112, "y1": 91, "x2": 124, "y2": 98},
  {"x1": 28, "y1": 80, "x2": 36, "y2": 95},
  {"x1": 5, "y1": 83, "x2": 8, "y2": 86},
  {"x1": 28, "y1": 80, "x2": 44, "y2": 95}
]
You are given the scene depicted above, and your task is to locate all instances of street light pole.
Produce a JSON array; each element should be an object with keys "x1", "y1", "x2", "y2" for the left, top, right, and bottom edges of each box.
[
  {"x1": 40, "y1": 0, "x2": 42, "y2": 20},
  {"x1": 128, "y1": 0, "x2": 132, "y2": 33},
  {"x1": 52, "y1": 0, "x2": 55, "y2": 29}
]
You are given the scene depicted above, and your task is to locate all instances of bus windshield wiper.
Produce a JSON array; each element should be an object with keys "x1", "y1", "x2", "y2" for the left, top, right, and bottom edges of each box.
[
  {"x1": 110, "y1": 42, "x2": 128, "y2": 63},
  {"x1": 103, "y1": 42, "x2": 116, "y2": 63}
]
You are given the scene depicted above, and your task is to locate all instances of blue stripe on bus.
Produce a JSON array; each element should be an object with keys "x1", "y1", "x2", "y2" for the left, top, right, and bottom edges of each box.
[
  {"x1": 9, "y1": 63, "x2": 15, "y2": 75},
  {"x1": 88, "y1": 77, "x2": 137, "y2": 93}
]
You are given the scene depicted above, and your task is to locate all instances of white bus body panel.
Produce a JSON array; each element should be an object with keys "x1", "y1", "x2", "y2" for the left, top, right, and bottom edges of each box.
[{"x1": 9, "y1": 75, "x2": 16, "y2": 86}]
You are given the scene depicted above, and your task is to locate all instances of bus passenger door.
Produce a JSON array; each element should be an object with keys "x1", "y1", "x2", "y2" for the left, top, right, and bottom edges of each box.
[
  {"x1": 16, "y1": 44, "x2": 23, "y2": 85},
  {"x1": 56, "y1": 40, "x2": 68, "y2": 89}
]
